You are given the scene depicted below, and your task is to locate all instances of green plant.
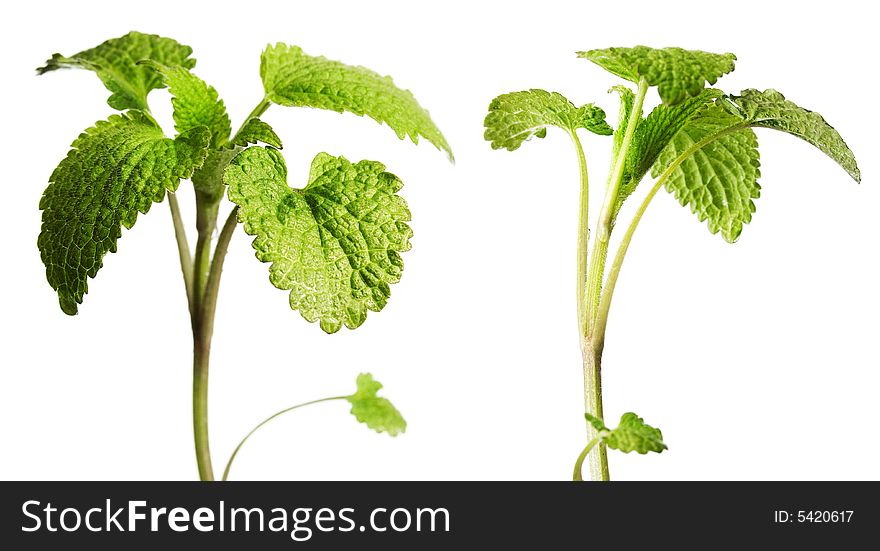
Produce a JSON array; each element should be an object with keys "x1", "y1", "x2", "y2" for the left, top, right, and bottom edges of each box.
[
  {"x1": 36, "y1": 32, "x2": 450, "y2": 480},
  {"x1": 484, "y1": 46, "x2": 860, "y2": 481}
]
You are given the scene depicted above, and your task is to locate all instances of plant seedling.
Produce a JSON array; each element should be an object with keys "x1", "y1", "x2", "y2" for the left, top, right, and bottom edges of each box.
[
  {"x1": 484, "y1": 46, "x2": 860, "y2": 480},
  {"x1": 36, "y1": 32, "x2": 451, "y2": 480}
]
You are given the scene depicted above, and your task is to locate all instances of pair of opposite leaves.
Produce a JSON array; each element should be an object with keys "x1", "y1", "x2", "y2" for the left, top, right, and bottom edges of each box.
[{"x1": 38, "y1": 36, "x2": 860, "y2": 336}]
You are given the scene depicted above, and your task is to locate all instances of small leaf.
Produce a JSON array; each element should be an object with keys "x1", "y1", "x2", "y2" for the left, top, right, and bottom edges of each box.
[
  {"x1": 586, "y1": 412, "x2": 666, "y2": 454},
  {"x1": 230, "y1": 118, "x2": 283, "y2": 149},
  {"x1": 260, "y1": 43, "x2": 452, "y2": 160},
  {"x1": 484, "y1": 89, "x2": 612, "y2": 151},
  {"x1": 653, "y1": 105, "x2": 761, "y2": 242},
  {"x1": 346, "y1": 373, "x2": 406, "y2": 436},
  {"x1": 721, "y1": 89, "x2": 860, "y2": 182},
  {"x1": 579, "y1": 46, "x2": 736, "y2": 105},
  {"x1": 39, "y1": 112, "x2": 210, "y2": 314},
  {"x1": 140, "y1": 61, "x2": 231, "y2": 147},
  {"x1": 583, "y1": 412, "x2": 608, "y2": 433},
  {"x1": 224, "y1": 147, "x2": 412, "y2": 333},
  {"x1": 37, "y1": 32, "x2": 195, "y2": 111},
  {"x1": 603, "y1": 413, "x2": 667, "y2": 454}
]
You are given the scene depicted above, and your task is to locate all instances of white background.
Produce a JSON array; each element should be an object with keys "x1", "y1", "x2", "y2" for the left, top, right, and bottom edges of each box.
[{"x1": 1, "y1": 0, "x2": 877, "y2": 481}]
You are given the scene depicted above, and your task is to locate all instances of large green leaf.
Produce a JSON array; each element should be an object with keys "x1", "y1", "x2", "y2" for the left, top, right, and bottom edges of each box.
[
  {"x1": 37, "y1": 32, "x2": 195, "y2": 111},
  {"x1": 721, "y1": 89, "x2": 860, "y2": 182},
  {"x1": 39, "y1": 112, "x2": 210, "y2": 314},
  {"x1": 653, "y1": 105, "x2": 761, "y2": 242},
  {"x1": 483, "y1": 89, "x2": 612, "y2": 151},
  {"x1": 224, "y1": 147, "x2": 413, "y2": 333},
  {"x1": 260, "y1": 44, "x2": 452, "y2": 159},
  {"x1": 579, "y1": 46, "x2": 736, "y2": 105}
]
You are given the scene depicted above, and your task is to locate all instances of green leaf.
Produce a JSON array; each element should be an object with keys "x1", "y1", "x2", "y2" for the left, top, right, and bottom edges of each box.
[
  {"x1": 346, "y1": 373, "x2": 407, "y2": 436},
  {"x1": 139, "y1": 61, "x2": 231, "y2": 147},
  {"x1": 585, "y1": 412, "x2": 666, "y2": 454},
  {"x1": 721, "y1": 89, "x2": 860, "y2": 182},
  {"x1": 579, "y1": 46, "x2": 736, "y2": 105},
  {"x1": 483, "y1": 89, "x2": 612, "y2": 151},
  {"x1": 653, "y1": 105, "x2": 761, "y2": 243},
  {"x1": 37, "y1": 32, "x2": 195, "y2": 111},
  {"x1": 39, "y1": 112, "x2": 211, "y2": 315},
  {"x1": 230, "y1": 118, "x2": 283, "y2": 149},
  {"x1": 616, "y1": 89, "x2": 721, "y2": 208},
  {"x1": 224, "y1": 147, "x2": 412, "y2": 333},
  {"x1": 260, "y1": 43, "x2": 452, "y2": 160}
]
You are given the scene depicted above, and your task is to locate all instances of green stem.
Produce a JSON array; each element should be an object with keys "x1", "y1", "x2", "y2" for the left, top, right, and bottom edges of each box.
[
  {"x1": 573, "y1": 437, "x2": 600, "y2": 481},
  {"x1": 575, "y1": 79, "x2": 647, "y2": 482},
  {"x1": 571, "y1": 130, "x2": 590, "y2": 334},
  {"x1": 580, "y1": 343, "x2": 609, "y2": 480},
  {"x1": 168, "y1": 191, "x2": 194, "y2": 315},
  {"x1": 190, "y1": 189, "x2": 222, "y2": 481},
  {"x1": 222, "y1": 396, "x2": 347, "y2": 481}
]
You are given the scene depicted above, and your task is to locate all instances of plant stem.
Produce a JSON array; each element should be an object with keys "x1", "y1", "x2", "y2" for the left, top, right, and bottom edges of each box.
[
  {"x1": 572, "y1": 437, "x2": 600, "y2": 481},
  {"x1": 168, "y1": 192, "x2": 195, "y2": 315},
  {"x1": 222, "y1": 396, "x2": 347, "y2": 481},
  {"x1": 575, "y1": 78, "x2": 648, "y2": 482},
  {"x1": 191, "y1": 192, "x2": 220, "y2": 481},
  {"x1": 191, "y1": 206, "x2": 239, "y2": 482},
  {"x1": 581, "y1": 341, "x2": 609, "y2": 480},
  {"x1": 571, "y1": 131, "x2": 590, "y2": 334}
]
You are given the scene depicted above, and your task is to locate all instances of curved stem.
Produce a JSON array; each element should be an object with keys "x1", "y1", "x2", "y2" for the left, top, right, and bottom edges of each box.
[
  {"x1": 573, "y1": 437, "x2": 600, "y2": 481},
  {"x1": 201, "y1": 207, "x2": 239, "y2": 334},
  {"x1": 571, "y1": 130, "x2": 590, "y2": 334},
  {"x1": 591, "y1": 122, "x2": 752, "y2": 352},
  {"x1": 168, "y1": 192, "x2": 194, "y2": 315},
  {"x1": 222, "y1": 396, "x2": 347, "y2": 481}
]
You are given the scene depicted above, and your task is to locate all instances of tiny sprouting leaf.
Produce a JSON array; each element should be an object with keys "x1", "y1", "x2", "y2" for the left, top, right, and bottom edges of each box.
[
  {"x1": 585, "y1": 412, "x2": 667, "y2": 454},
  {"x1": 346, "y1": 373, "x2": 407, "y2": 436},
  {"x1": 653, "y1": 105, "x2": 761, "y2": 243},
  {"x1": 39, "y1": 112, "x2": 211, "y2": 315},
  {"x1": 230, "y1": 118, "x2": 283, "y2": 149},
  {"x1": 483, "y1": 89, "x2": 612, "y2": 151},
  {"x1": 583, "y1": 412, "x2": 608, "y2": 433},
  {"x1": 616, "y1": 89, "x2": 721, "y2": 208},
  {"x1": 260, "y1": 43, "x2": 452, "y2": 160},
  {"x1": 140, "y1": 61, "x2": 231, "y2": 147},
  {"x1": 579, "y1": 46, "x2": 736, "y2": 106},
  {"x1": 37, "y1": 32, "x2": 195, "y2": 111},
  {"x1": 224, "y1": 147, "x2": 412, "y2": 333},
  {"x1": 721, "y1": 89, "x2": 860, "y2": 182},
  {"x1": 604, "y1": 413, "x2": 667, "y2": 454},
  {"x1": 610, "y1": 85, "x2": 635, "y2": 160}
]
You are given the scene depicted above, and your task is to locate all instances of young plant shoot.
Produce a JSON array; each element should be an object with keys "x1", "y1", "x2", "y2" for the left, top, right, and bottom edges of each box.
[
  {"x1": 36, "y1": 32, "x2": 451, "y2": 480},
  {"x1": 484, "y1": 46, "x2": 860, "y2": 481}
]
